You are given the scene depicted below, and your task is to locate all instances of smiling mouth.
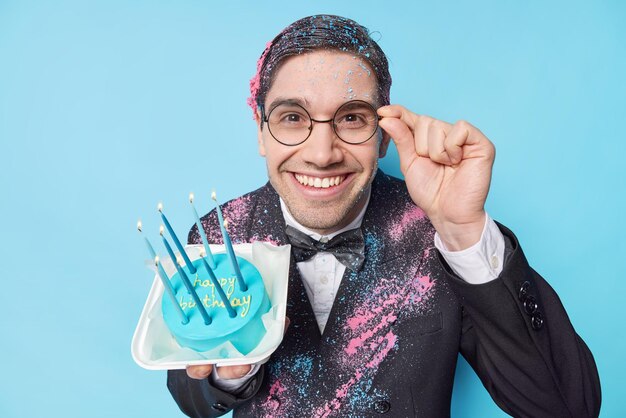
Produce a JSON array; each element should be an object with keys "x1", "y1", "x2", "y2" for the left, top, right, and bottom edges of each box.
[{"x1": 294, "y1": 173, "x2": 347, "y2": 189}]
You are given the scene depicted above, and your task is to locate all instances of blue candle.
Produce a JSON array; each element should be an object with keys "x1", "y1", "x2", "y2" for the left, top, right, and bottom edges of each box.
[
  {"x1": 136, "y1": 221, "x2": 188, "y2": 324},
  {"x1": 188, "y1": 193, "x2": 217, "y2": 269},
  {"x1": 158, "y1": 202, "x2": 197, "y2": 275},
  {"x1": 199, "y1": 250, "x2": 237, "y2": 318},
  {"x1": 162, "y1": 232, "x2": 212, "y2": 325},
  {"x1": 137, "y1": 220, "x2": 157, "y2": 259},
  {"x1": 155, "y1": 256, "x2": 189, "y2": 325},
  {"x1": 212, "y1": 192, "x2": 247, "y2": 292}
]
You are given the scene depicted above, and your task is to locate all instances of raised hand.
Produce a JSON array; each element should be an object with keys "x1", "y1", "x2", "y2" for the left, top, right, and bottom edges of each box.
[{"x1": 378, "y1": 105, "x2": 495, "y2": 250}]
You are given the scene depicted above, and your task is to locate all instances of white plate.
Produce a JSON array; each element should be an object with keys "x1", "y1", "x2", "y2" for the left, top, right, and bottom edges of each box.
[{"x1": 131, "y1": 242, "x2": 291, "y2": 370}]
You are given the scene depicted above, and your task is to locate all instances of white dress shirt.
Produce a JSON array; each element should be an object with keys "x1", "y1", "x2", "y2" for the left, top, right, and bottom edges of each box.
[{"x1": 212, "y1": 189, "x2": 506, "y2": 388}]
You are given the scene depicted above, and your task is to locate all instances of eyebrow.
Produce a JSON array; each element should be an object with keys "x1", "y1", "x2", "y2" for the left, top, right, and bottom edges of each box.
[
  {"x1": 267, "y1": 97, "x2": 380, "y2": 113},
  {"x1": 267, "y1": 97, "x2": 311, "y2": 112}
]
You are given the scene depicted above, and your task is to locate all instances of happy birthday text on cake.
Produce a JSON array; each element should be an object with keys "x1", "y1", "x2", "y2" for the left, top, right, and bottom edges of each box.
[{"x1": 177, "y1": 276, "x2": 251, "y2": 317}]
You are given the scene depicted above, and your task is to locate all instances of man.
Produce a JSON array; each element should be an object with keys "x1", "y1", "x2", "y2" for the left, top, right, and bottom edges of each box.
[{"x1": 167, "y1": 15, "x2": 601, "y2": 417}]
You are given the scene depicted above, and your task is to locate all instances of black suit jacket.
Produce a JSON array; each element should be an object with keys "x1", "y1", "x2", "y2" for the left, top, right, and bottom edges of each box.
[{"x1": 167, "y1": 172, "x2": 601, "y2": 417}]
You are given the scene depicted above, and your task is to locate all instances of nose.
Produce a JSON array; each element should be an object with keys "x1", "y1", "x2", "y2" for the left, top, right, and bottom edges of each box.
[{"x1": 299, "y1": 120, "x2": 344, "y2": 168}]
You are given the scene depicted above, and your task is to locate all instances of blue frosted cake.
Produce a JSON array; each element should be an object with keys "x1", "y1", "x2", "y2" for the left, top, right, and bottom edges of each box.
[{"x1": 161, "y1": 253, "x2": 271, "y2": 355}]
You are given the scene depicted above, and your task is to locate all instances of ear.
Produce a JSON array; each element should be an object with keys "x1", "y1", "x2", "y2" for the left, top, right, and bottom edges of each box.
[
  {"x1": 378, "y1": 130, "x2": 391, "y2": 158},
  {"x1": 255, "y1": 109, "x2": 266, "y2": 157}
]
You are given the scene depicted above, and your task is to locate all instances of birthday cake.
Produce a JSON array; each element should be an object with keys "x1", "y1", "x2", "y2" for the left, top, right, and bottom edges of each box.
[
  {"x1": 136, "y1": 192, "x2": 275, "y2": 359},
  {"x1": 161, "y1": 253, "x2": 271, "y2": 354}
]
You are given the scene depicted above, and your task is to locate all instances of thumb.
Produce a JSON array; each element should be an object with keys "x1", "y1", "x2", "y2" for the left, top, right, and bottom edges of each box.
[
  {"x1": 378, "y1": 106, "x2": 419, "y2": 174},
  {"x1": 284, "y1": 316, "x2": 291, "y2": 335}
]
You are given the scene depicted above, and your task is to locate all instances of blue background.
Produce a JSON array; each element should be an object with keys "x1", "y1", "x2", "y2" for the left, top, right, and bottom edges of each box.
[{"x1": 1, "y1": 1, "x2": 624, "y2": 417}]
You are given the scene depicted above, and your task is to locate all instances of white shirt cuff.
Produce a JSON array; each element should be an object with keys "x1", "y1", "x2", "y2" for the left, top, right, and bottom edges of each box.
[
  {"x1": 434, "y1": 213, "x2": 505, "y2": 284},
  {"x1": 210, "y1": 363, "x2": 262, "y2": 392}
]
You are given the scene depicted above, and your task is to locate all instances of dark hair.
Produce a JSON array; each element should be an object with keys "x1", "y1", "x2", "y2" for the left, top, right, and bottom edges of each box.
[{"x1": 247, "y1": 15, "x2": 391, "y2": 118}]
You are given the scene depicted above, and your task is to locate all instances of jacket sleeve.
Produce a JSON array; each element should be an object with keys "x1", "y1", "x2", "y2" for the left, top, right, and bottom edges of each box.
[
  {"x1": 167, "y1": 365, "x2": 266, "y2": 418},
  {"x1": 439, "y1": 222, "x2": 601, "y2": 418}
]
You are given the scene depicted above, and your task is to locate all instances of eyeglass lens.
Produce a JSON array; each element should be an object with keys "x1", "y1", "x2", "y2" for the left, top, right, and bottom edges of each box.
[{"x1": 266, "y1": 100, "x2": 379, "y2": 146}]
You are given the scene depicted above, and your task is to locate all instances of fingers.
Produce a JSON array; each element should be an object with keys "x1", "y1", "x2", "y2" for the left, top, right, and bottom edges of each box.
[
  {"x1": 378, "y1": 105, "x2": 485, "y2": 167},
  {"x1": 377, "y1": 104, "x2": 419, "y2": 128},
  {"x1": 186, "y1": 363, "x2": 253, "y2": 380},
  {"x1": 186, "y1": 364, "x2": 213, "y2": 380},
  {"x1": 215, "y1": 364, "x2": 253, "y2": 379},
  {"x1": 413, "y1": 116, "x2": 430, "y2": 157},
  {"x1": 444, "y1": 120, "x2": 471, "y2": 165},
  {"x1": 427, "y1": 121, "x2": 452, "y2": 165},
  {"x1": 185, "y1": 316, "x2": 291, "y2": 382}
]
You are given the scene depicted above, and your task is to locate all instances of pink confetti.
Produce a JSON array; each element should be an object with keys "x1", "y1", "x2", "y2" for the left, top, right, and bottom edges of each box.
[
  {"x1": 365, "y1": 331, "x2": 398, "y2": 369},
  {"x1": 345, "y1": 312, "x2": 397, "y2": 355},
  {"x1": 388, "y1": 204, "x2": 426, "y2": 241},
  {"x1": 250, "y1": 234, "x2": 281, "y2": 246},
  {"x1": 247, "y1": 41, "x2": 273, "y2": 117},
  {"x1": 414, "y1": 275, "x2": 433, "y2": 294},
  {"x1": 261, "y1": 378, "x2": 286, "y2": 412},
  {"x1": 223, "y1": 195, "x2": 252, "y2": 221}
]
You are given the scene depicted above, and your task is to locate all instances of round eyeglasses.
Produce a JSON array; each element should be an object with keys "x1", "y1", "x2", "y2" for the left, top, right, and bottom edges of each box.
[{"x1": 261, "y1": 100, "x2": 382, "y2": 146}]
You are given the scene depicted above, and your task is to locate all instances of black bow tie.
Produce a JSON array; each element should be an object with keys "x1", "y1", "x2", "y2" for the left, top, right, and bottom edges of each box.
[{"x1": 284, "y1": 225, "x2": 365, "y2": 272}]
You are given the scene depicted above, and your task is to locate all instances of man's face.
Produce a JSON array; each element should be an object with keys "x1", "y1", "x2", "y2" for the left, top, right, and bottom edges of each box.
[{"x1": 257, "y1": 50, "x2": 390, "y2": 234}]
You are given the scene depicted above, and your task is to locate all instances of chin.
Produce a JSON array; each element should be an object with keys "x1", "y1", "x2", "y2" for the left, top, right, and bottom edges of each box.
[
  {"x1": 293, "y1": 209, "x2": 350, "y2": 231},
  {"x1": 284, "y1": 190, "x2": 367, "y2": 233}
]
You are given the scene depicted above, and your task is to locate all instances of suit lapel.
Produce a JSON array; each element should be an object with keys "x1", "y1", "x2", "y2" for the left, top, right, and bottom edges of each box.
[{"x1": 321, "y1": 172, "x2": 425, "y2": 346}]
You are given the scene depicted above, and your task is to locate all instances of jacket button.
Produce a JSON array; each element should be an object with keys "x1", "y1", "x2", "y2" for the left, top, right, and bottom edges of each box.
[
  {"x1": 518, "y1": 281, "x2": 531, "y2": 301},
  {"x1": 211, "y1": 403, "x2": 228, "y2": 412},
  {"x1": 531, "y1": 312, "x2": 544, "y2": 330},
  {"x1": 372, "y1": 399, "x2": 391, "y2": 414},
  {"x1": 524, "y1": 295, "x2": 538, "y2": 315}
]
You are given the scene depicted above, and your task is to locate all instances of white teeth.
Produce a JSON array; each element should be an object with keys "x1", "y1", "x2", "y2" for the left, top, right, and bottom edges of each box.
[{"x1": 295, "y1": 174, "x2": 345, "y2": 188}]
